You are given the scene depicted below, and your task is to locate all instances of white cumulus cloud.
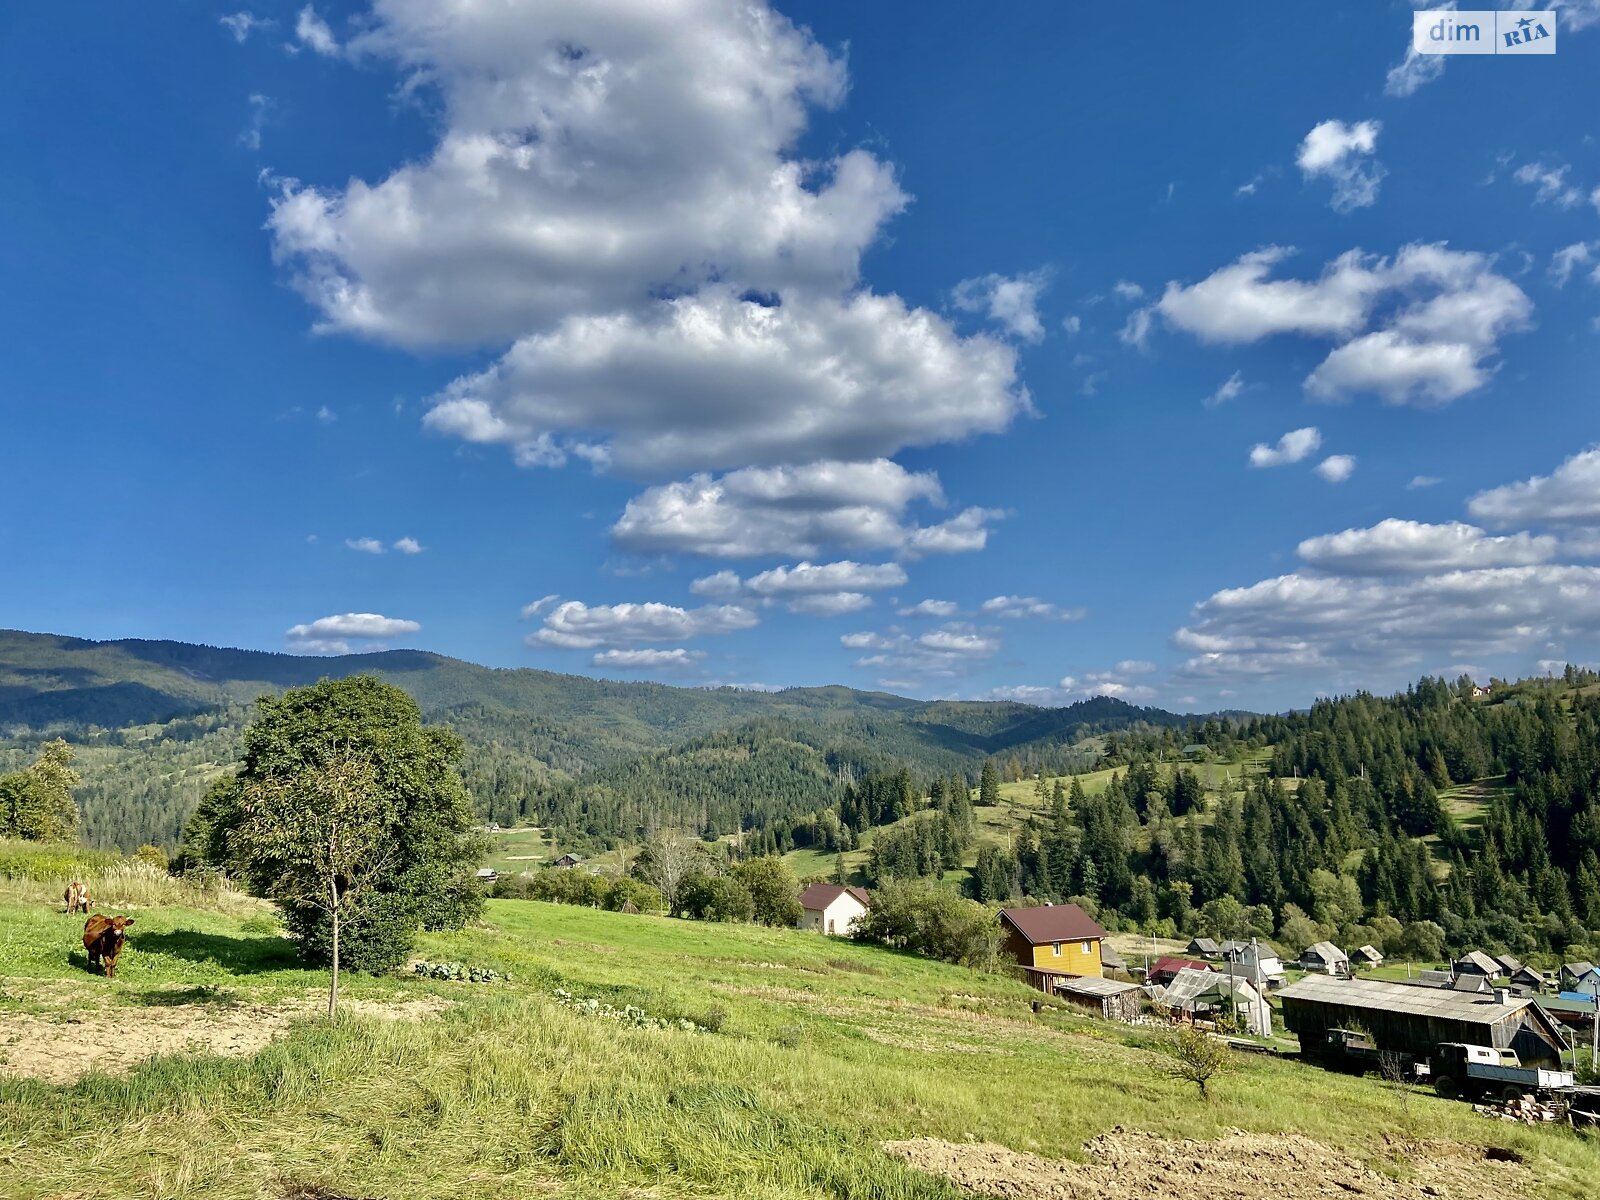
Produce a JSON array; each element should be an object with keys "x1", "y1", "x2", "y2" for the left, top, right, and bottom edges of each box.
[
  {"x1": 1297, "y1": 519, "x2": 1557, "y2": 574},
  {"x1": 529, "y1": 600, "x2": 756, "y2": 649},
  {"x1": 1315, "y1": 454, "x2": 1357, "y2": 483},
  {"x1": 1297, "y1": 119, "x2": 1385, "y2": 213},
  {"x1": 1249, "y1": 427, "x2": 1322, "y2": 468},
  {"x1": 951, "y1": 270, "x2": 1051, "y2": 343},
  {"x1": 1469, "y1": 447, "x2": 1600, "y2": 526}
]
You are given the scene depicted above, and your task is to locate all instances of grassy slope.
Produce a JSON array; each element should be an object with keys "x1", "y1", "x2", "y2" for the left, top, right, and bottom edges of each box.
[{"x1": 3, "y1": 885, "x2": 1599, "y2": 1199}]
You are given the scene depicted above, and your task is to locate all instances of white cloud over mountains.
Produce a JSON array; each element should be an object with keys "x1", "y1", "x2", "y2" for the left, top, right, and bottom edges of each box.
[
  {"x1": 609, "y1": 460, "x2": 1001, "y2": 559},
  {"x1": 841, "y1": 624, "x2": 1000, "y2": 682},
  {"x1": 1297, "y1": 519, "x2": 1556, "y2": 574},
  {"x1": 268, "y1": 0, "x2": 1029, "y2": 540},
  {"x1": 286, "y1": 612, "x2": 420, "y2": 654},
  {"x1": 1174, "y1": 449, "x2": 1600, "y2": 688},
  {"x1": 1136, "y1": 244, "x2": 1531, "y2": 406},
  {"x1": 1297, "y1": 119, "x2": 1384, "y2": 213},
  {"x1": 690, "y1": 559, "x2": 906, "y2": 617},
  {"x1": 528, "y1": 600, "x2": 756, "y2": 651}
]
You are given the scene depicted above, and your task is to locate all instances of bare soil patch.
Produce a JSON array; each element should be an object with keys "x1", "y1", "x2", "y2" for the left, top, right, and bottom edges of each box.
[
  {"x1": 884, "y1": 1129, "x2": 1532, "y2": 1199},
  {"x1": 0, "y1": 989, "x2": 449, "y2": 1084}
]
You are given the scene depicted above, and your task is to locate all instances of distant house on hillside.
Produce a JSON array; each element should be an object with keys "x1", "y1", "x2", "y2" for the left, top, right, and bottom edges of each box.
[
  {"x1": 1186, "y1": 937, "x2": 1222, "y2": 959},
  {"x1": 475, "y1": 868, "x2": 498, "y2": 883},
  {"x1": 998, "y1": 903, "x2": 1107, "y2": 988},
  {"x1": 1146, "y1": 956, "x2": 1212, "y2": 987},
  {"x1": 549, "y1": 853, "x2": 582, "y2": 869},
  {"x1": 1511, "y1": 965, "x2": 1548, "y2": 992},
  {"x1": 1472, "y1": 684, "x2": 1493, "y2": 697},
  {"x1": 1454, "y1": 950, "x2": 1502, "y2": 979},
  {"x1": 1300, "y1": 942, "x2": 1350, "y2": 975},
  {"x1": 1160, "y1": 966, "x2": 1272, "y2": 1037},
  {"x1": 1560, "y1": 962, "x2": 1600, "y2": 996},
  {"x1": 1351, "y1": 945, "x2": 1383, "y2": 970},
  {"x1": 798, "y1": 884, "x2": 870, "y2": 936}
]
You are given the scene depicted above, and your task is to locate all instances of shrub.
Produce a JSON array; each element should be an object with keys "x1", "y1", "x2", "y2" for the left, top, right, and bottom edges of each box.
[
  {"x1": 679, "y1": 873, "x2": 755, "y2": 923},
  {"x1": 1164, "y1": 1024, "x2": 1232, "y2": 1100},
  {"x1": 698, "y1": 1004, "x2": 729, "y2": 1033},
  {"x1": 133, "y1": 844, "x2": 170, "y2": 873},
  {"x1": 852, "y1": 879, "x2": 999, "y2": 968},
  {"x1": 732, "y1": 857, "x2": 803, "y2": 927}
]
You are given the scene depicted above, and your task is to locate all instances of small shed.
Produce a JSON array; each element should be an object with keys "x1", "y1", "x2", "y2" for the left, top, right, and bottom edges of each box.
[
  {"x1": 1187, "y1": 937, "x2": 1222, "y2": 959},
  {"x1": 1454, "y1": 951, "x2": 1502, "y2": 979},
  {"x1": 1495, "y1": 954, "x2": 1524, "y2": 978},
  {"x1": 1300, "y1": 941, "x2": 1349, "y2": 975},
  {"x1": 1415, "y1": 969, "x2": 1454, "y2": 989},
  {"x1": 1511, "y1": 965, "x2": 1547, "y2": 992},
  {"x1": 1055, "y1": 975, "x2": 1143, "y2": 1023},
  {"x1": 1279, "y1": 975, "x2": 1568, "y2": 1068},
  {"x1": 475, "y1": 868, "x2": 499, "y2": 883},
  {"x1": 1351, "y1": 944, "x2": 1384, "y2": 969},
  {"x1": 1450, "y1": 973, "x2": 1491, "y2": 994},
  {"x1": 1099, "y1": 944, "x2": 1128, "y2": 975},
  {"x1": 550, "y1": 853, "x2": 583, "y2": 869}
]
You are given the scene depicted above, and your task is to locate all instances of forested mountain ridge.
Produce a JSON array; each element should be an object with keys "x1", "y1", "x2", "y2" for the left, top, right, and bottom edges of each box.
[{"x1": 0, "y1": 628, "x2": 1189, "y2": 850}]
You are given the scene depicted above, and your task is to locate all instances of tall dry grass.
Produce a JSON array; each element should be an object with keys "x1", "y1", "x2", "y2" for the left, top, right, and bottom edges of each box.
[{"x1": 0, "y1": 838, "x2": 261, "y2": 915}]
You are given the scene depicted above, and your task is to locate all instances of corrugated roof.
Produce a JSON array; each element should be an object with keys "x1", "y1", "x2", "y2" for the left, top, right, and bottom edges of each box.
[
  {"x1": 999, "y1": 903, "x2": 1106, "y2": 945},
  {"x1": 1303, "y1": 940, "x2": 1347, "y2": 963},
  {"x1": 1278, "y1": 974, "x2": 1532, "y2": 1023},
  {"x1": 1455, "y1": 950, "x2": 1501, "y2": 975},
  {"x1": 1056, "y1": 975, "x2": 1141, "y2": 999}
]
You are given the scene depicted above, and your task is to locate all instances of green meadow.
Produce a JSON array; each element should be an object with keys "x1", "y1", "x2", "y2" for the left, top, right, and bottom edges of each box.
[{"x1": 1, "y1": 843, "x2": 1597, "y2": 1199}]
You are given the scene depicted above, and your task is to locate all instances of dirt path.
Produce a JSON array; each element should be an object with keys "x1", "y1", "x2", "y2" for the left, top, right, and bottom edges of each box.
[
  {"x1": 0, "y1": 990, "x2": 449, "y2": 1085},
  {"x1": 885, "y1": 1128, "x2": 1531, "y2": 1199}
]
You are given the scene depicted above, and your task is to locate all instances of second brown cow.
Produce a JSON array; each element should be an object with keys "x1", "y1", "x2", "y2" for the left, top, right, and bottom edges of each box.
[{"x1": 83, "y1": 914, "x2": 135, "y2": 978}]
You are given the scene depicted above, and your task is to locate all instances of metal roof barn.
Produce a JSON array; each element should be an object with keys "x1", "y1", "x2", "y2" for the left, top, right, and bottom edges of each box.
[{"x1": 1279, "y1": 975, "x2": 1567, "y2": 1068}]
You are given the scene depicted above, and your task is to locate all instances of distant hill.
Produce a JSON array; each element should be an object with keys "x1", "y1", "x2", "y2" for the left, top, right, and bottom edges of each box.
[{"x1": 0, "y1": 629, "x2": 1197, "y2": 850}]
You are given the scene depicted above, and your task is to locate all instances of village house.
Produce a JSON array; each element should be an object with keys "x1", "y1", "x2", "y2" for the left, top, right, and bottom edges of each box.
[
  {"x1": 549, "y1": 853, "x2": 583, "y2": 869},
  {"x1": 1159, "y1": 966, "x2": 1272, "y2": 1037},
  {"x1": 1099, "y1": 943, "x2": 1128, "y2": 976},
  {"x1": 797, "y1": 883, "x2": 870, "y2": 936},
  {"x1": 1414, "y1": 968, "x2": 1455, "y2": 989},
  {"x1": 1145, "y1": 955, "x2": 1212, "y2": 987},
  {"x1": 1186, "y1": 936, "x2": 1222, "y2": 959},
  {"x1": 474, "y1": 867, "x2": 499, "y2": 883},
  {"x1": 1221, "y1": 940, "x2": 1287, "y2": 989},
  {"x1": 1494, "y1": 954, "x2": 1523, "y2": 978},
  {"x1": 1511, "y1": 964, "x2": 1547, "y2": 992},
  {"x1": 1054, "y1": 975, "x2": 1143, "y2": 1023},
  {"x1": 1453, "y1": 950, "x2": 1502, "y2": 979},
  {"x1": 1351, "y1": 944, "x2": 1383, "y2": 970},
  {"x1": 1560, "y1": 961, "x2": 1599, "y2": 996},
  {"x1": 998, "y1": 903, "x2": 1107, "y2": 989},
  {"x1": 1299, "y1": 941, "x2": 1350, "y2": 975},
  {"x1": 1279, "y1": 975, "x2": 1568, "y2": 1068}
]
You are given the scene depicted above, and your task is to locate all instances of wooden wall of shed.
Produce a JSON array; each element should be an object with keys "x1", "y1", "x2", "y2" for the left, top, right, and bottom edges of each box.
[{"x1": 1280, "y1": 997, "x2": 1560, "y2": 1067}]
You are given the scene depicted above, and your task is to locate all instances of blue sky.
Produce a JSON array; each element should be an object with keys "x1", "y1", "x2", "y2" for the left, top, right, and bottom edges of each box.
[{"x1": 4, "y1": 1, "x2": 1600, "y2": 711}]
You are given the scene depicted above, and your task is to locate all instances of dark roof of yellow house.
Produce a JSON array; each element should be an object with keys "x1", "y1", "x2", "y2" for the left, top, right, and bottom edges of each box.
[{"x1": 998, "y1": 903, "x2": 1106, "y2": 945}]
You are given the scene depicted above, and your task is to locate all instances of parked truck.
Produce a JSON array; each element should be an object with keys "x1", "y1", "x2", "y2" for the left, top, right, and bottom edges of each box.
[
  {"x1": 1428, "y1": 1042, "x2": 1576, "y2": 1101},
  {"x1": 1315, "y1": 1027, "x2": 1430, "y2": 1081}
]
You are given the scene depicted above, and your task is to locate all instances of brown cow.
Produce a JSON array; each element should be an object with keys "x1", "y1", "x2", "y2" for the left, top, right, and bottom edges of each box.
[
  {"x1": 64, "y1": 881, "x2": 91, "y2": 914},
  {"x1": 83, "y1": 914, "x2": 134, "y2": 978}
]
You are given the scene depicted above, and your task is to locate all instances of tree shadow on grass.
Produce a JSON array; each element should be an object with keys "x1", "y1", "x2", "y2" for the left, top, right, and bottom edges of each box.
[
  {"x1": 131, "y1": 929, "x2": 302, "y2": 975},
  {"x1": 129, "y1": 984, "x2": 242, "y2": 1008}
]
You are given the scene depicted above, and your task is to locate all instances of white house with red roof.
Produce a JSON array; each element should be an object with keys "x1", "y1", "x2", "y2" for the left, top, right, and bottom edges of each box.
[{"x1": 798, "y1": 883, "x2": 871, "y2": 936}]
